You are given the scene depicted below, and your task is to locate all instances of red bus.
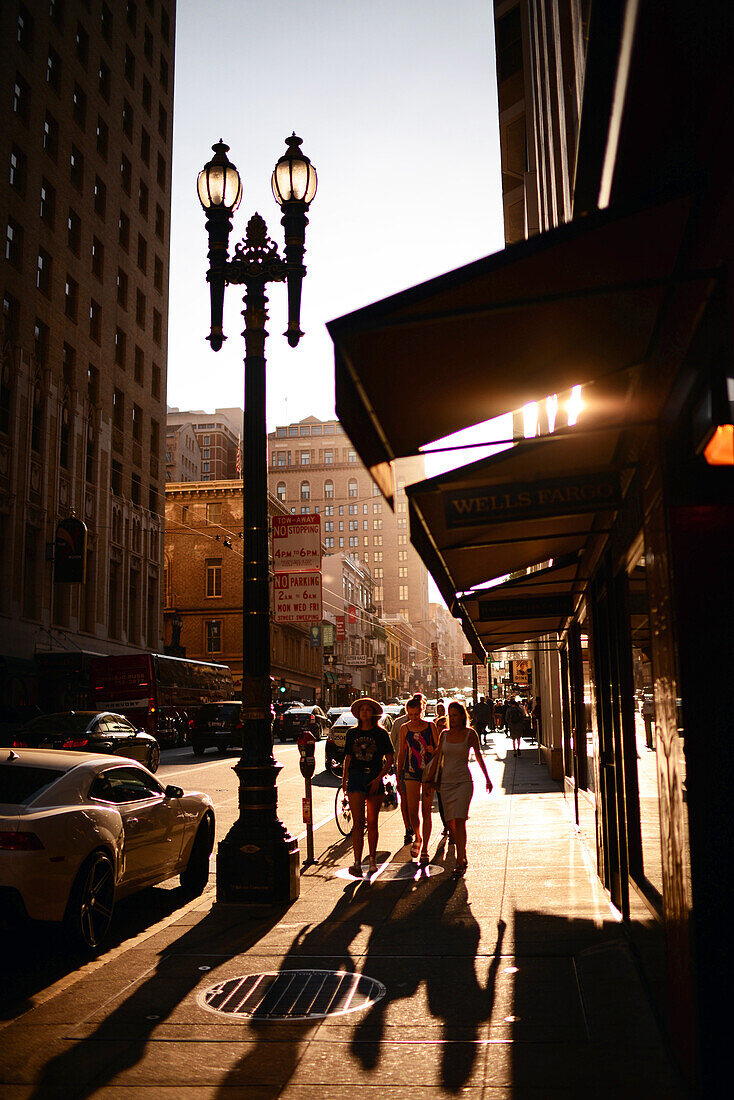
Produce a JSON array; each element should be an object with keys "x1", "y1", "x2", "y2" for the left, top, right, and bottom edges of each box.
[{"x1": 89, "y1": 653, "x2": 235, "y2": 747}]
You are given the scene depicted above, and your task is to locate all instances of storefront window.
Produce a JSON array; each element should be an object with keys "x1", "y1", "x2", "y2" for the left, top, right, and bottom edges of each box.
[
  {"x1": 627, "y1": 544, "x2": 663, "y2": 898},
  {"x1": 580, "y1": 628, "x2": 596, "y2": 793}
]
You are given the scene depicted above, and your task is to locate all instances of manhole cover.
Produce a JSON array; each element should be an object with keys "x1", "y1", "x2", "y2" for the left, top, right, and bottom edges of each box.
[{"x1": 198, "y1": 970, "x2": 385, "y2": 1021}]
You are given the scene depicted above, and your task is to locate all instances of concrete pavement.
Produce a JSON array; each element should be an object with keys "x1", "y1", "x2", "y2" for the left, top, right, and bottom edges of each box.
[{"x1": 1, "y1": 737, "x2": 687, "y2": 1098}]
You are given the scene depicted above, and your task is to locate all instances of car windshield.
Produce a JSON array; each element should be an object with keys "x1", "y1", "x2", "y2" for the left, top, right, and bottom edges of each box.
[
  {"x1": 196, "y1": 703, "x2": 240, "y2": 720},
  {"x1": 287, "y1": 709, "x2": 313, "y2": 716},
  {"x1": 0, "y1": 763, "x2": 69, "y2": 804},
  {"x1": 23, "y1": 713, "x2": 94, "y2": 734}
]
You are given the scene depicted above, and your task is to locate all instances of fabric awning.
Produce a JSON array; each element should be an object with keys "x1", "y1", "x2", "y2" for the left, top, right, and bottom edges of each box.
[
  {"x1": 407, "y1": 426, "x2": 623, "y2": 599},
  {"x1": 328, "y1": 193, "x2": 697, "y2": 487}
]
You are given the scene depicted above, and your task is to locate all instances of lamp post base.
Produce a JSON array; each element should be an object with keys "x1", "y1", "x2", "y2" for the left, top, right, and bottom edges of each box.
[{"x1": 215, "y1": 761, "x2": 300, "y2": 906}]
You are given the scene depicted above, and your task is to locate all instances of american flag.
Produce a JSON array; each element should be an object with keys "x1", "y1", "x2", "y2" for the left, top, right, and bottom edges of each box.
[{"x1": 236, "y1": 433, "x2": 242, "y2": 476}]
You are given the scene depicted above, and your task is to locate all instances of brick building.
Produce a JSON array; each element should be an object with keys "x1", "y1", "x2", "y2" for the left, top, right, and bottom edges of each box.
[
  {"x1": 167, "y1": 406, "x2": 240, "y2": 481},
  {"x1": 164, "y1": 480, "x2": 321, "y2": 702},
  {"x1": 322, "y1": 551, "x2": 379, "y2": 705},
  {"x1": 266, "y1": 416, "x2": 431, "y2": 653},
  {"x1": 1, "y1": 0, "x2": 175, "y2": 704}
]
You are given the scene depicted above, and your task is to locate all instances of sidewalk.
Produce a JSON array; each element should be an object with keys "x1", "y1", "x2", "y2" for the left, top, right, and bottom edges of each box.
[{"x1": 1, "y1": 741, "x2": 688, "y2": 1098}]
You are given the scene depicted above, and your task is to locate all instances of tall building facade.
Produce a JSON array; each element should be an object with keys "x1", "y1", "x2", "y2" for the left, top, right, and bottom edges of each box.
[
  {"x1": 167, "y1": 406, "x2": 240, "y2": 481},
  {"x1": 266, "y1": 416, "x2": 431, "y2": 654},
  {"x1": 1, "y1": 0, "x2": 175, "y2": 703}
]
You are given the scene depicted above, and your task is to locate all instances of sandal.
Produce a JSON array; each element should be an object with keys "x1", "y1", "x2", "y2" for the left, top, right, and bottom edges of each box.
[
  {"x1": 454, "y1": 860, "x2": 468, "y2": 875},
  {"x1": 368, "y1": 859, "x2": 378, "y2": 875},
  {"x1": 349, "y1": 863, "x2": 363, "y2": 878},
  {"x1": 410, "y1": 839, "x2": 421, "y2": 859},
  {"x1": 419, "y1": 851, "x2": 430, "y2": 865}
]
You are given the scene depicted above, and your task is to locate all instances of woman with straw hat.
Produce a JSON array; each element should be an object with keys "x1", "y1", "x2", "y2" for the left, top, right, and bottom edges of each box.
[{"x1": 342, "y1": 697, "x2": 394, "y2": 877}]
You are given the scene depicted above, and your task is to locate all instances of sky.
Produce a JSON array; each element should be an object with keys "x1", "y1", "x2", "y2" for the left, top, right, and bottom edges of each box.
[{"x1": 167, "y1": 0, "x2": 506, "y2": 433}]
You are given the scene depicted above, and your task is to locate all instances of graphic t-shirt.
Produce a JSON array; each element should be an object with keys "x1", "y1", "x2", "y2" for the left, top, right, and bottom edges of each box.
[{"x1": 344, "y1": 724, "x2": 393, "y2": 779}]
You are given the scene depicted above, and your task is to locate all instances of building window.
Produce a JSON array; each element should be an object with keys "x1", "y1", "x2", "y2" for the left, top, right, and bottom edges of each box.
[
  {"x1": 325, "y1": 537, "x2": 334, "y2": 549},
  {"x1": 6, "y1": 219, "x2": 23, "y2": 269},
  {"x1": 72, "y1": 84, "x2": 87, "y2": 129},
  {"x1": 43, "y1": 111, "x2": 58, "y2": 159},
  {"x1": 92, "y1": 237, "x2": 104, "y2": 279},
  {"x1": 35, "y1": 322, "x2": 50, "y2": 367},
  {"x1": 119, "y1": 210, "x2": 130, "y2": 251},
  {"x1": 300, "y1": 451, "x2": 310, "y2": 465},
  {"x1": 206, "y1": 559, "x2": 222, "y2": 598},
  {"x1": 136, "y1": 289, "x2": 146, "y2": 327},
  {"x1": 348, "y1": 450, "x2": 357, "y2": 464},
  {"x1": 300, "y1": 481, "x2": 310, "y2": 501},
  {"x1": 349, "y1": 537, "x2": 358, "y2": 548},
  {"x1": 373, "y1": 519, "x2": 383, "y2": 530},
  {"x1": 17, "y1": 6, "x2": 34, "y2": 52},
  {"x1": 206, "y1": 502, "x2": 222, "y2": 525},
  {"x1": 70, "y1": 146, "x2": 84, "y2": 190},
  {"x1": 9, "y1": 144, "x2": 26, "y2": 195},
  {"x1": 348, "y1": 479, "x2": 358, "y2": 498},
  {"x1": 114, "y1": 327, "x2": 126, "y2": 367},
  {"x1": 36, "y1": 248, "x2": 51, "y2": 295},
  {"x1": 75, "y1": 21, "x2": 89, "y2": 66},
  {"x1": 324, "y1": 479, "x2": 334, "y2": 498},
  {"x1": 46, "y1": 47, "x2": 61, "y2": 92},
  {"x1": 324, "y1": 450, "x2": 333, "y2": 464},
  {"x1": 117, "y1": 268, "x2": 128, "y2": 307},
  {"x1": 93, "y1": 177, "x2": 106, "y2": 219},
  {"x1": 121, "y1": 155, "x2": 132, "y2": 194},
  {"x1": 89, "y1": 300, "x2": 101, "y2": 342},
  {"x1": 67, "y1": 209, "x2": 81, "y2": 254},
  {"x1": 276, "y1": 482, "x2": 286, "y2": 501}
]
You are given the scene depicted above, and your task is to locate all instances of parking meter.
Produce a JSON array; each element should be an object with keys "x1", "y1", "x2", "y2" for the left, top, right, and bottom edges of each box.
[{"x1": 298, "y1": 730, "x2": 316, "y2": 779}]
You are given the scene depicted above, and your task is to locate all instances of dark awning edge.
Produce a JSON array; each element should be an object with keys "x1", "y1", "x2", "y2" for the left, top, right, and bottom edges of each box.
[{"x1": 328, "y1": 190, "x2": 696, "y2": 480}]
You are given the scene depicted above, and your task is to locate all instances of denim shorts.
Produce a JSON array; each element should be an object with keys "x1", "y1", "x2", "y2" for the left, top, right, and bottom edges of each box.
[{"x1": 346, "y1": 769, "x2": 383, "y2": 796}]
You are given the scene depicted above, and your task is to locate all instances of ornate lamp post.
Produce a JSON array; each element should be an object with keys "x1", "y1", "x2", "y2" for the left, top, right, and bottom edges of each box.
[{"x1": 197, "y1": 135, "x2": 317, "y2": 905}]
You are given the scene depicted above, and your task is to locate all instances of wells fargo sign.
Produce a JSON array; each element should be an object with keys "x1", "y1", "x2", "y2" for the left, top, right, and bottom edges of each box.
[{"x1": 443, "y1": 472, "x2": 621, "y2": 529}]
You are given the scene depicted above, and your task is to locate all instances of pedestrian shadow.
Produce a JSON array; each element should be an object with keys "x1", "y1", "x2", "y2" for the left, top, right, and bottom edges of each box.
[
  {"x1": 23, "y1": 901, "x2": 290, "y2": 1100},
  {"x1": 213, "y1": 858, "x2": 505, "y2": 1096}
]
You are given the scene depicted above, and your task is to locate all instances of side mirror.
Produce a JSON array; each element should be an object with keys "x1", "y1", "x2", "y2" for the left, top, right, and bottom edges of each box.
[{"x1": 164, "y1": 784, "x2": 184, "y2": 799}]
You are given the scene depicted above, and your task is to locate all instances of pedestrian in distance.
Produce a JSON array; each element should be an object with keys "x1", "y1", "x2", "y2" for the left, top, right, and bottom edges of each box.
[
  {"x1": 473, "y1": 695, "x2": 490, "y2": 746},
  {"x1": 388, "y1": 707, "x2": 413, "y2": 845},
  {"x1": 396, "y1": 693, "x2": 439, "y2": 864},
  {"x1": 342, "y1": 698, "x2": 394, "y2": 877},
  {"x1": 506, "y1": 697, "x2": 526, "y2": 757},
  {"x1": 425, "y1": 700, "x2": 492, "y2": 874},
  {"x1": 641, "y1": 693, "x2": 655, "y2": 750}
]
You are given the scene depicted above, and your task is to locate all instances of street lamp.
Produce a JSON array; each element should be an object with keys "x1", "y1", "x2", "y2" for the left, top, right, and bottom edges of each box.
[{"x1": 198, "y1": 135, "x2": 317, "y2": 905}]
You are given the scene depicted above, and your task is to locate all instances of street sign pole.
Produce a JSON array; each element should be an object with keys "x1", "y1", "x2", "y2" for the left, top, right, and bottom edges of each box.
[{"x1": 472, "y1": 664, "x2": 478, "y2": 708}]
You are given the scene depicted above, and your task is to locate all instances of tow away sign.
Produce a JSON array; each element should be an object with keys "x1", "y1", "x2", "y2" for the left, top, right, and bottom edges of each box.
[
  {"x1": 272, "y1": 514, "x2": 321, "y2": 570},
  {"x1": 273, "y1": 570, "x2": 322, "y2": 623}
]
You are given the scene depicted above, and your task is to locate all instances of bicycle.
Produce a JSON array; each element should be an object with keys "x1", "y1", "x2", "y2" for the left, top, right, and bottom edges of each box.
[
  {"x1": 334, "y1": 773, "x2": 398, "y2": 837},
  {"x1": 334, "y1": 785, "x2": 353, "y2": 836}
]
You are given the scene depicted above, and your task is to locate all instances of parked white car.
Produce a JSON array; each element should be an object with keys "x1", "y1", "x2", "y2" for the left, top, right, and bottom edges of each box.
[{"x1": 0, "y1": 749, "x2": 214, "y2": 951}]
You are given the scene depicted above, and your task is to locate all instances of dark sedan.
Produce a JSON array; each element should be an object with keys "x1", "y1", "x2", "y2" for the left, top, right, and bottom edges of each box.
[
  {"x1": 279, "y1": 705, "x2": 329, "y2": 742},
  {"x1": 15, "y1": 711, "x2": 161, "y2": 773}
]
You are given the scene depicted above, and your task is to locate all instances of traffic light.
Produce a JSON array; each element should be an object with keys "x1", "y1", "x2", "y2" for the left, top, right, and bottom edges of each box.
[{"x1": 279, "y1": 678, "x2": 286, "y2": 694}]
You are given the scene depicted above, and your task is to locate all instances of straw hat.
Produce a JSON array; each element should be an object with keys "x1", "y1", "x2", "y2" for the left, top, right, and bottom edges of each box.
[{"x1": 350, "y1": 697, "x2": 383, "y2": 719}]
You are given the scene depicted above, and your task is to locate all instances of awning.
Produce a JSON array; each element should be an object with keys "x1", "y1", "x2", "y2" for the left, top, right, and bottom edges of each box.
[
  {"x1": 406, "y1": 427, "x2": 626, "y2": 655},
  {"x1": 328, "y1": 193, "x2": 699, "y2": 491}
]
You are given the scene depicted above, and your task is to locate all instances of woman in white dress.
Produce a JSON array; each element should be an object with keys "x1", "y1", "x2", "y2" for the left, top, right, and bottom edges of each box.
[{"x1": 426, "y1": 700, "x2": 492, "y2": 873}]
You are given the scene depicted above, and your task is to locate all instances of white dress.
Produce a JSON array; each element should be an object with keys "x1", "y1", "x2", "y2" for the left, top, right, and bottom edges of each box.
[{"x1": 439, "y1": 731, "x2": 473, "y2": 820}]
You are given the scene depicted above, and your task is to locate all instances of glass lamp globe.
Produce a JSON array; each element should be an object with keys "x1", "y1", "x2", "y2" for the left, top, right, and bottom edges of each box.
[
  {"x1": 197, "y1": 140, "x2": 242, "y2": 212},
  {"x1": 271, "y1": 133, "x2": 317, "y2": 206}
]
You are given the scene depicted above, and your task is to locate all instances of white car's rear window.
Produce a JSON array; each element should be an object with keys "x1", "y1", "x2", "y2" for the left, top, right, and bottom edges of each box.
[{"x1": 0, "y1": 763, "x2": 68, "y2": 804}]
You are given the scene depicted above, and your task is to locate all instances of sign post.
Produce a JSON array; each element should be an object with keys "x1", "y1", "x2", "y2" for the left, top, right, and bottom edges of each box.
[{"x1": 297, "y1": 730, "x2": 316, "y2": 865}]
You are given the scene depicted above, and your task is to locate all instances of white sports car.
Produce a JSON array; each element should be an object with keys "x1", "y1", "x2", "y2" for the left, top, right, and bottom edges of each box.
[{"x1": 0, "y1": 748, "x2": 215, "y2": 951}]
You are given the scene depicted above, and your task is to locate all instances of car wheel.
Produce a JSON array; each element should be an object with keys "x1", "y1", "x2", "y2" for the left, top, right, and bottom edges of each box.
[
  {"x1": 180, "y1": 814, "x2": 214, "y2": 895},
  {"x1": 192, "y1": 738, "x2": 206, "y2": 756},
  {"x1": 64, "y1": 850, "x2": 115, "y2": 953},
  {"x1": 148, "y1": 744, "x2": 160, "y2": 773}
]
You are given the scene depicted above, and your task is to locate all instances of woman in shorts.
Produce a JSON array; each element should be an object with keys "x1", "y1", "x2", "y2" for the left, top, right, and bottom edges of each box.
[
  {"x1": 396, "y1": 693, "x2": 439, "y2": 864},
  {"x1": 342, "y1": 698, "x2": 394, "y2": 877}
]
